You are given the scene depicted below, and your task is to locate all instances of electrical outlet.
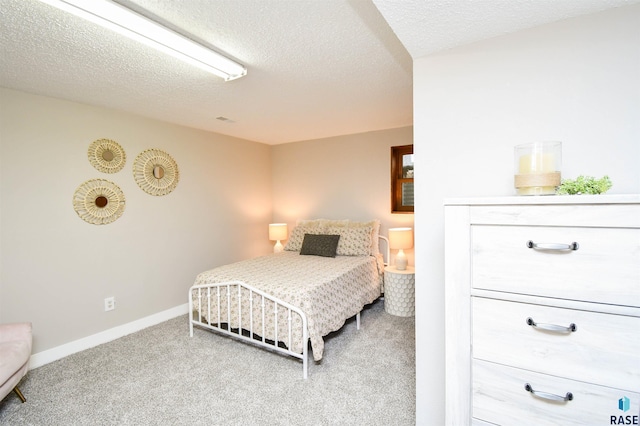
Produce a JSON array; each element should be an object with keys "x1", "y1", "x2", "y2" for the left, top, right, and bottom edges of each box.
[{"x1": 104, "y1": 297, "x2": 115, "y2": 312}]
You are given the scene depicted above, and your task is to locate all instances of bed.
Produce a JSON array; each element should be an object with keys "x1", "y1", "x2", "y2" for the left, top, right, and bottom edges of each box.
[{"x1": 188, "y1": 219, "x2": 387, "y2": 378}]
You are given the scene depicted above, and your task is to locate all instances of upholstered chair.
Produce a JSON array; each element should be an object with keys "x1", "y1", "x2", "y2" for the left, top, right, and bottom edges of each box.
[{"x1": 0, "y1": 322, "x2": 32, "y2": 403}]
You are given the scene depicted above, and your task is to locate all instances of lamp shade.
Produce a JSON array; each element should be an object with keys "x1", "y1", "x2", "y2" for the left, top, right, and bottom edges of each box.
[
  {"x1": 269, "y1": 223, "x2": 288, "y2": 241},
  {"x1": 389, "y1": 227, "x2": 413, "y2": 250}
]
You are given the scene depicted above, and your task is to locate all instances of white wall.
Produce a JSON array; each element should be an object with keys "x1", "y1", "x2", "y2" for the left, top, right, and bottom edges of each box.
[
  {"x1": 271, "y1": 127, "x2": 415, "y2": 265},
  {"x1": 0, "y1": 88, "x2": 272, "y2": 354},
  {"x1": 413, "y1": 5, "x2": 640, "y2": 424}
]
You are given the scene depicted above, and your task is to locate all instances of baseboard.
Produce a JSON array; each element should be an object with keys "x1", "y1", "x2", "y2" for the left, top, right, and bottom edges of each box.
[{"x1": 29, "y1": 303, "x2": 189, "y2": 369}]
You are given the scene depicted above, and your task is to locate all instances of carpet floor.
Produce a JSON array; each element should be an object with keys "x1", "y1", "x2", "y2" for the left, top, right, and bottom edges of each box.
[{"x1": 0, "y1": 298, "x2": 415, "y2": 425}]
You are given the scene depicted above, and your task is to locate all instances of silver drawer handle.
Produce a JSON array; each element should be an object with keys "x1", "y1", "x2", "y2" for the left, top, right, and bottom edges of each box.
[
  {"x1": 527, "y1": 317, "x2": 577, "y2": 333},
  {"x1": 525, "y1": 383, "x2": 573, "y2": 402},
  {"x1": 527, "y1": 240, "x2": 579, "y2": 251}
]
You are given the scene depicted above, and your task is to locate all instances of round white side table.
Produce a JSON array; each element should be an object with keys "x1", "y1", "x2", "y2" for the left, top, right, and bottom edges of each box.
[{"x1": 383, "y1": 266, "x2": 415, "y2": 317}]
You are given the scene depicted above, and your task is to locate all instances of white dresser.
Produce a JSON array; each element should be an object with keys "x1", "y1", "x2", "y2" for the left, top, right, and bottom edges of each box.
[{"x1": 444, "y1": 195, "x2": 640, "y2": 426}]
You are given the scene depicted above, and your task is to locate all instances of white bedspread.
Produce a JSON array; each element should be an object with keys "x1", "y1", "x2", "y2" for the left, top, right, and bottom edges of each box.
[{"x1": 193, "y1": 251, "x2": 383, "y2": 361}]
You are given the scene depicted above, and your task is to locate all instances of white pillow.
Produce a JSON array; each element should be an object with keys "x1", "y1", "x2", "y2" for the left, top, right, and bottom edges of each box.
[
  {"x1": 284, "y1": 225, "x2": 325, "y2": 251},
  {"x1": 326, "y1": 225, "x2": 372, "y2": 256},
  {"x1": 286, "y1": 218, "x2": 381, "y2": 256},
  {"x1": 348, "y1": 219, "x2": 380, "y2": 255}
]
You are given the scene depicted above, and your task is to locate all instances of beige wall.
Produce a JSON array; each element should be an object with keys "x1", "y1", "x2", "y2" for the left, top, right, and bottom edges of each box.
[
  {"x1": 271, "y1": 127, "x2": 415, "y2": 265},
  {"x1": 413, "y1": 5, "x2": 640, "y2": 424},
  {"x1": 0, "y1": 88, "x2": 272, "y2": 354}
]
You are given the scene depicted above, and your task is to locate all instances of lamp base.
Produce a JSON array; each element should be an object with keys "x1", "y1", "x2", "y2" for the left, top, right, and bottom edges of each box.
[
  {"x1": 273, "y1": 240, "x2": 284, "y2": 253},
  {"x1": 395, "y1": 250, "x2": 408, "y2": 270}
]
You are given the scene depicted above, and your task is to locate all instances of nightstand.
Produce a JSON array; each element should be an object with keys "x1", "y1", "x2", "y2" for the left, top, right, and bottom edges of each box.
[{"x1": 383, "y1": 266, "x2": 415, "y2": 317}]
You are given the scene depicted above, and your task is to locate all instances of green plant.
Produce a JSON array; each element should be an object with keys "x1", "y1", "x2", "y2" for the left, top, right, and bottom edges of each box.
[{"x1": 556, "y1": 175, "x2": 612, "y2": 195}]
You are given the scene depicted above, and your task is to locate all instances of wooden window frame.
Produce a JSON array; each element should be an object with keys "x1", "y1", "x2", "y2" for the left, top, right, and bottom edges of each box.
[{"x1": 391, "y1": 144, "x2": 414, "y2": 213}]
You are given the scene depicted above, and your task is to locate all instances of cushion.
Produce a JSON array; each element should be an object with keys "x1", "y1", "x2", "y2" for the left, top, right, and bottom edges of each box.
[
  {"x1": 286, "y1": 219, "x2": 382, "y2": 255},
  {"x1": 299, "y1": 234, "x2": 340, "y2": 257},
  {"x1": 0, "y1": 340, "x2": 30, "y2": 384},
  {"x1": 285, "y1": 225, "x2": 325, "y2": 251},
  {"x1": 326, "y1": 225, "x2": 373, "y2": 256},
  {"x1": 296, "y1": 218, "x2": 349, "y2": 228},
  {"x1": 346, "y1": 219, "x2": 381, "y2": 255}
]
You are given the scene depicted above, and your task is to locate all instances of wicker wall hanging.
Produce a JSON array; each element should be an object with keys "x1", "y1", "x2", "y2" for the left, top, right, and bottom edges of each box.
[
  {"x1": 133, "y1": 148, "x2": 179, "y2": 196},
  {"x1": 88, "y1": 138, "x2": 126, "y2": 174},
  {"x1": 73, "y1": 179, "x2": 126, "y2": 225}
]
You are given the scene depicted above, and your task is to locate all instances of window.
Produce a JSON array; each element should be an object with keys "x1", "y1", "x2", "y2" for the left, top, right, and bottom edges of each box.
[{"x1": 391, "y1": 145, "x2": 414, "y2": 213}]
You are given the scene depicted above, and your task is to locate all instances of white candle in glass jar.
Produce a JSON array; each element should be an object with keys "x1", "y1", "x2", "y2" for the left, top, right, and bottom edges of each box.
[
  {"x1": 514, "y1": 141, "x2": 562, "y2": 196},
  {"x1": 519, "y1": 152, "x2": 557, "y2": 174}
]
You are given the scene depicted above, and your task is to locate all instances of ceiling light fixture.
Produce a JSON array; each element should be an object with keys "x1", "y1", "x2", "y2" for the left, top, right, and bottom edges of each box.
[{"x1": 38, "y1": 0, "x2": 247, "y2": 81}]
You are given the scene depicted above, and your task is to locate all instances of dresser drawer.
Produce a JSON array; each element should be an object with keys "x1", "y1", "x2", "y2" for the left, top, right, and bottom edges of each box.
[
  {"x1": 473, "y1": 359, "x2": 640, "y2": 426},
  {"x1": 473, "y1": 297, "x2": 640, "y2": 390},
  {"x1": 471, "y1": 225, "x2": 640, "y2": 306}
]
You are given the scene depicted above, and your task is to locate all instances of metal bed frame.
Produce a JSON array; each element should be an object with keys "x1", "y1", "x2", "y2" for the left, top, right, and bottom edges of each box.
[
  {"x1": 188, "y1": 235, "x2": 389, "y2": 379},
  {"x1": 189, "y1": 280, "x2": 312, "y2": 378}
]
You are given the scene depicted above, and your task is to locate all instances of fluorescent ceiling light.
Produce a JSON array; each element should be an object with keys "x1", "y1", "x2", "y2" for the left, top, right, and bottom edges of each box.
[{"x1": 38, "y1": 0, "x2": 247, "y2": 81}]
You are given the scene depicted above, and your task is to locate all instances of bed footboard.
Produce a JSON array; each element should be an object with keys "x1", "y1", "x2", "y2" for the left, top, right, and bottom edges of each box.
[{"x1": 188, "y1": 281, "x2": 310, "y2": 379}]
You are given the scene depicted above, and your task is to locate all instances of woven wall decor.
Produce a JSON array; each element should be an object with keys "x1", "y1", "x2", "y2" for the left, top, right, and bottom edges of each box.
[
  {"x1": 133, "y1": 148, "x2": 179, "y2": 196},
  {"x1": 73, "y1": 179, "x2": 126, "y2": 225},
  {"x1": 88, "y1": 138, "x2": 126, "y2": 174}
]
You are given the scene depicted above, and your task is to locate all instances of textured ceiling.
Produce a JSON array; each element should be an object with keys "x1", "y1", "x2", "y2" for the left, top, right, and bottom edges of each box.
[
  {"x1": 0, "y1": 0, "x2": 412, "y2": 145},
  {"x1": 372, "y1": 0, "x2": 640, "y2": 59},
  {"x1": 1, "y1": 0, "x2": 637, "y2": 145}
]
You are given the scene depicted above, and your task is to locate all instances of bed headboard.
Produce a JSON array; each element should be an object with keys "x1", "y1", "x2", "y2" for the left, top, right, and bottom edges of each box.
[{"x1": 379, "y1": 235, "x2": 390, "y2": 266}]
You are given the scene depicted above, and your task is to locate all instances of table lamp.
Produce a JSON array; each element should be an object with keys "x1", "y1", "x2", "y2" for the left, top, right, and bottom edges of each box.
[
  {"x1": 269, "y1": 223, "x2": 288, "y2": 253},
  {"x1": 389, "y1": 227, "x2": 413, "y2": 270}
]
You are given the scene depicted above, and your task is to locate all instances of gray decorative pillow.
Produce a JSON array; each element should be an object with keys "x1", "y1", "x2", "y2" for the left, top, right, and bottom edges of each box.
[{"x1": 299, "y1": 234, "x2": 340, "y2": 258}]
